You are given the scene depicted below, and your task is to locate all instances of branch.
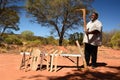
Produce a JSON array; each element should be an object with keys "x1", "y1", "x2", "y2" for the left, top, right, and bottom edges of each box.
[{"x1": 49, "y1": 20, "x2": 60, "y2": 37}]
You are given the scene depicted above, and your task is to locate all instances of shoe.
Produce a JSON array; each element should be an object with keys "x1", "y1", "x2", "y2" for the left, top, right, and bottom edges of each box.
[
  {"x1": 86, "y1": 63, "x2": 90, "y2": 66},
  {"x1": 92, "y1": 65, "x2": 97, "y2": 69}
]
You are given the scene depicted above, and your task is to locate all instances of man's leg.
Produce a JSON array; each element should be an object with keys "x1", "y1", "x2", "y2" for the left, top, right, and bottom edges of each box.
[
  {"x1": 84, "y1": 43, "x2": 91, "y2": 66},
  {"x1": 91, "y1": 45, "x2": 98, "y2": 67}
]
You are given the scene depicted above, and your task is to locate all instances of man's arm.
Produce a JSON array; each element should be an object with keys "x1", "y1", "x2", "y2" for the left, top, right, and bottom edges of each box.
[{"x1": 85, "y1": 30, "x2": 100, "y2": 35}]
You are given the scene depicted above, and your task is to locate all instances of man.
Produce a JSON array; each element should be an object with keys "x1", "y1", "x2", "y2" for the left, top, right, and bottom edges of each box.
[{"x1": 83, "y1": 12, "x2": 102, "y2": 68}]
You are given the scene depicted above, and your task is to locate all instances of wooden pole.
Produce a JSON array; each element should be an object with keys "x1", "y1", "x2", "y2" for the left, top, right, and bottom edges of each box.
[{"x1": 75, "y1": 9, "x2": 87, "y2": 69}]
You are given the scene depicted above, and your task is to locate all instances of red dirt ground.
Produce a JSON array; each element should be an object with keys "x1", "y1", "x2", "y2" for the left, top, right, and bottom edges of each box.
[{"x1": 0, "y1": 47, "x2": 120, "y2": 80}]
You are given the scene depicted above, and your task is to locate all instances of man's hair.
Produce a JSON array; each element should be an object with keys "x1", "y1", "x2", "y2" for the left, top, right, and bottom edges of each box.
[{"x1": 93, "y1": 12, "x2": 99, "y2": 19}]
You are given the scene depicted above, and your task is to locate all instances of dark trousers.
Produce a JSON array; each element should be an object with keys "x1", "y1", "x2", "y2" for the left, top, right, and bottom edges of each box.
[{"x1": 84, "y1": 43, "x2": 98, "y2": 66}]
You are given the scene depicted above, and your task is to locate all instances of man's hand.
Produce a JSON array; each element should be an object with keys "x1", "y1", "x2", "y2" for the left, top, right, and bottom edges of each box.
[{"x1": 85, "y1": 29, "x2": 89, "y2": 35}]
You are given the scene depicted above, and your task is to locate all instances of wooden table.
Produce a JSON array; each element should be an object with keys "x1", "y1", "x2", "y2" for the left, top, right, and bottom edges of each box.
[
  {"x1": 49, "y1": 53, "x2": 81, "y2": 72},
  {"x1": 20, "y1": 51, "x2": 82, "y2": 72}
]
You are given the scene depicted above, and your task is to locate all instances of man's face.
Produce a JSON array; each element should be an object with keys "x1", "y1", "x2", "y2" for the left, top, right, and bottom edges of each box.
[{"x1": 90, "y1": 13, "x2": 97, "y2": 22}]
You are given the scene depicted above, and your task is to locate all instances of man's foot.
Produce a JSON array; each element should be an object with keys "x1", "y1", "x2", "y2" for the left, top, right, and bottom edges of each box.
[{"x1": 92, "y1": 65, "x2": 97, "y2": 69}]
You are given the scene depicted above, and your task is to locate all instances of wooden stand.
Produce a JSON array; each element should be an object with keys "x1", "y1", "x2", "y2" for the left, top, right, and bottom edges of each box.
[
  {"x1": 19, "y1": 48, "x2": 33, "y2": 71},
  {"x1": 50, "y1": 50, "x2": 63, "y2": 72},
  {"x1": 30, "y1": 48, "x2": 41, "y2": 71}
]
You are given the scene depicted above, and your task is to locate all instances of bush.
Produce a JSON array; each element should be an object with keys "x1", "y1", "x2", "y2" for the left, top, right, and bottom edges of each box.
[
  {"x1": 21, "y1": 30, "x2": 34, "y2": 41},
  {"x1": 4, "y1": 35, "x2": 22, "y2": 45},
  {"x1": 46, "y1": 36, "x2": 58, "y2": 45},
  {"x1": 110, "y1": 31, "x2": 120, "y2": 49},
  {"x1": 24, "y1": 40, "x2": 42, "y2": 47}
]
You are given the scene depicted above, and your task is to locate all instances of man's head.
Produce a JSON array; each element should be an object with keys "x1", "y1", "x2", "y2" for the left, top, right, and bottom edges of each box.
[{"x1": 90, "y1": 12, "x2": 98, "y2": 22}]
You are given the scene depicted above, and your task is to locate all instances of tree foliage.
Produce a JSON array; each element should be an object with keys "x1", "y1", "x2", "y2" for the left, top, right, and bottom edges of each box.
[
  {"x1": 26, "y1": 0, "x2": 94, "y2": 46},
  {"x1": 4, "y1": 35, "x2": 22, "y2": 45},
  {"x1": 0, "y1": 8, "x2": 19, "y2": 36},
  {"x1": 0, "y1": 0, "x2": 25, "y2": 37}
]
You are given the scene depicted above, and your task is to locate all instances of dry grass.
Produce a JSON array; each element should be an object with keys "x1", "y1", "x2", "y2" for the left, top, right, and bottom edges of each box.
[{"x1": 1, "y1": 45, "x2": 84, "y2": 54}]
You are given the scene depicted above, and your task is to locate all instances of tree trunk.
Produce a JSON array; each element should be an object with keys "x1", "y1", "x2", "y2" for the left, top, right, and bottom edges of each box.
[
  {"x1": 59, "y1": 36, "x2": 63, "y2": 46},
  {"x1": 0, "y1": 26, "x2": 6, "y2": 37}
]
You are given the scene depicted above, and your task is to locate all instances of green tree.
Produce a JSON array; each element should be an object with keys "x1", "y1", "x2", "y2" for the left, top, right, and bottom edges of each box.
[
  {"x1": 26, "y1": 0, "x2": 94, "y2": 46},
  {"x1": 21, "y1": 30, "x2": 34, "y2": 41}
]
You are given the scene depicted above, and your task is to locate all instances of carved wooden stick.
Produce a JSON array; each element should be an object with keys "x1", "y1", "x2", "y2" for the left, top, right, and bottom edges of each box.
[
  {"x1": 76, "y1": 9, "x2": 87, "y2": 31},
  {"x1": 75, "y1": 9, "x2": 87, "y2": 69}
]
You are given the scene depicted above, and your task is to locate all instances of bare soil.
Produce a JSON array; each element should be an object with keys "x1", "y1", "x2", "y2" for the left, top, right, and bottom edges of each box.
[{"x1": 0, "y1": 46, "x2": 120, "y2": 80}]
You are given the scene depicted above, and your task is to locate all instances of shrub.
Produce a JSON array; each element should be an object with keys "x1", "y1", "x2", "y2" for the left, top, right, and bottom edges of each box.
[
  {"x1": 110, "y1": 31, "x2": 120, "y2": 49},
  {"x1": 4, "y1": 35, "x2": 22, "y2": 45}
]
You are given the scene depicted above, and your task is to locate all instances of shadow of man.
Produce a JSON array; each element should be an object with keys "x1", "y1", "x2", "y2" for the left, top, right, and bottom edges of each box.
[{"x1": 96, "y1": 62, "x2": 107, "y2": 67}]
